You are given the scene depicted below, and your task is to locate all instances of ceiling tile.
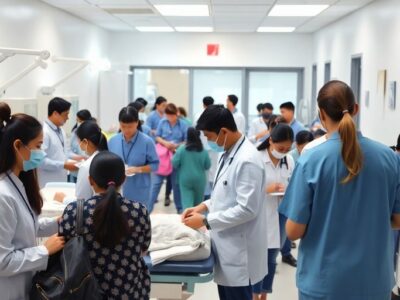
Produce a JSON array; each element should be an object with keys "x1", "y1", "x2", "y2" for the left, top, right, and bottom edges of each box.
[
  {"x1": 87, "y1": 0, "x2": 149, "y2": 4},
  {"x1": 212, "y1": 4, "x2": 270, "y2": 16},
  {"x1": 116, "y1": 15, "x2": 169, "y2": 26},
  {"x1": 212, "y1": 0, "x2": 275, "y2": 4}
]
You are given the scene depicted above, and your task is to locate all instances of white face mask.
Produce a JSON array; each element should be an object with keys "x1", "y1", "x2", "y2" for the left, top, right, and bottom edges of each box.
[{"x1": 271, "y1": 148, "x2": 287, "y2": 160}]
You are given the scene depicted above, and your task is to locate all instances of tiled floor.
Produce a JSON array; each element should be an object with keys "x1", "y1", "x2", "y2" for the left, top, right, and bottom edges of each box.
[{"x1": 151, "y1": 196, "x2": 299, "y2": 300}]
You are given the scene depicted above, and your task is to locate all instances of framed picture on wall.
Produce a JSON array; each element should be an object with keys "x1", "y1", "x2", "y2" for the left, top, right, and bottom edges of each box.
[{"x1": 388, "y1": 81, "x2": 396, "y2": 110}]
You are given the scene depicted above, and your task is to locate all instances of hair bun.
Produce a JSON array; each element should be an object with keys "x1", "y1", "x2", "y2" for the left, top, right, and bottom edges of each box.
[{"x1": 0, "y1": 102, "x2": 11, "y2": 125}]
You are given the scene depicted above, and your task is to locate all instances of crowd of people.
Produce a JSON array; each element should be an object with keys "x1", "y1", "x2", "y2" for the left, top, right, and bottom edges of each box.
[{"x1": 0, "y1": 80, "x2": 399, "y2": 300}]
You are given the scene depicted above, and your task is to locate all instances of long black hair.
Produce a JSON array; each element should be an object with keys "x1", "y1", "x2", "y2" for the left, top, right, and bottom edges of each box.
[
  {"x1": 119, "y1": 106, "x2": 142, "y2": 131},
  {"x1": 152, "y1": 96, "x2": 167, "y2": 111},
  {"x1": 90, "y1": 151, "x2": 129, "y2": 248},
  {"x1": 257, "y1": 123, "x2": 294, "y2": 151},
  {"x1": 186, "y1": 127, "x2": 203, "y2": 152},
  {"x1": 72, "y1": 109, "x2": 92, "y2": 132},
  {"x1": 76, "y1": 121, "x2": 108, "y2": 151},
  {"x1": 0, "y1": 102, "x2": 43, "y2": 214}
]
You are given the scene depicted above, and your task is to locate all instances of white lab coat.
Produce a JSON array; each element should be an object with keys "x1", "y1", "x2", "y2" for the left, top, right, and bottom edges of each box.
[
  {"x1": 75, "y1": 151, "x2": 98, "y2": 201},
  {"x1": 248, "y1": 117, "x2": 268, "y2": 144},
  {"x1": 233, "y1": 110, "x2": 246, "y2": 134},
  {"x1": 37, "y1": 120, "x2": 68, "y2": 188},
  {"x1": 204, "y1": 136, "x2": 268, "y2": 286},
  {"x1": 0, "y1": 171, "x2": 58, "y2": 300},
  {"x1": 260, "y1": 150, "x2": 294, "y2": 249}
]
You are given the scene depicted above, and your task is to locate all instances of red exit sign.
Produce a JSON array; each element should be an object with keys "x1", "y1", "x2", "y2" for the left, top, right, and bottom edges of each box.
[{"x1": 207, "y1": 44, "x2": 219, "y2": 56}]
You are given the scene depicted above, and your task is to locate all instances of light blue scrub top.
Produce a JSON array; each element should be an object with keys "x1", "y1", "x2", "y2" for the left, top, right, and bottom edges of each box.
[
  {"x1": 290, "y1": 119, "x2": 305, "y2": 138},
  {"x1": 279, "y1": 132, "x2": 400, "y2": 299},
  {"x1": 156, "y1": 119, "x2": 188, "y2": 144},
  {"x1": 108, "y1": 131, "x2": 159, "y2": 204},
  {"x1": 145, "y1": 110, "x2": 164, "y2": 131},
  {"x1": 141, "y1": 124, "x2": 152, "y2": 137}
]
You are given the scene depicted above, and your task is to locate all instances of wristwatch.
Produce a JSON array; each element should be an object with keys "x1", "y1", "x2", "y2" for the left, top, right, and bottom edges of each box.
[{"x1": 203, "y1": 216, "x2": 211, "y2": 230}]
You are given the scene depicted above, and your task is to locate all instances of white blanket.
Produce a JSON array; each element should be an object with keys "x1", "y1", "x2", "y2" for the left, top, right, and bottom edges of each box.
[{"x1": 149, "y1": 214, "x2": 211, "y2": 265}]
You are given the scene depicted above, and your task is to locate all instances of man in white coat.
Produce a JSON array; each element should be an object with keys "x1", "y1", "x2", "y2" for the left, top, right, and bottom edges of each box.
[
  {"x1": 37, "y1": 97, "x2": 78, "y2": 188},
  {"x1": 226, "y1": 94, "x2": 246, "y2": 134},
  {"x1": 182, "y1": 105, "x2": 268, "y2": 300}
]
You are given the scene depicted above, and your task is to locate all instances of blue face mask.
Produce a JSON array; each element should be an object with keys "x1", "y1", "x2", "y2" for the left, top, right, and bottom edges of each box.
[
  {"x1": 23, "y1": 148, "x2": 46, "y2": 171},
  {"x1": 207, "y1": 131, "x2": 225, "y2": 153}
]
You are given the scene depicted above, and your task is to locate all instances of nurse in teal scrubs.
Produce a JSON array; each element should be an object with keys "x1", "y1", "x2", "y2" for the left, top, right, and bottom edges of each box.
[
  {"x1": 108, "y1": 106, "x2": 159, "y2": 208},
  {"x1": 279, "y1": 80, "x2": 400, "y2": 300}
]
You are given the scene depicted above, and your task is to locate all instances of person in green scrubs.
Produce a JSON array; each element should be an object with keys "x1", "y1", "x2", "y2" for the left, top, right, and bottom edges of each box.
[{"x1": 172, "y1": 127, "x2": 211, "y2": 210}]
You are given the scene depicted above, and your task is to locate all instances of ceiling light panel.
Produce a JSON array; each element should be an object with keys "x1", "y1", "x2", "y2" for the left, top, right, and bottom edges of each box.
[
  {"x1": 257, "y1": 26, "x2": 296, "y2": 32},
  {"x1": 175, "y1": 26, "x2": 213, "y2": 32},
  {"x1": 154, "y1": 5, "x2": 209, "y2": 16},
  {"x1": 135, "y1": 26, "x2": 174, "y2": 32},
  {"x1": 269, "y1": 5, "x2": 329, "y2": 16}
]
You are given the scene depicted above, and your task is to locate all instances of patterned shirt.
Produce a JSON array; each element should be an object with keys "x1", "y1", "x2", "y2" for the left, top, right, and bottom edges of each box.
[{"x1": 59, "y1": 195, "x2": 151, "y2": 300}]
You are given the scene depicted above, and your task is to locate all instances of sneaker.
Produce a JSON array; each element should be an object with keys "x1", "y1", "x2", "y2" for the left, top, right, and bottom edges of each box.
[
  {"x1": 282, "y1": 254, "x2": 297, "y2": 267},
  {"x1": 164, "y1": 197, "x2": 171, "y2": 207},
  {"x1": 291, "y1": 241, "x2": 297, "y2": 249}
]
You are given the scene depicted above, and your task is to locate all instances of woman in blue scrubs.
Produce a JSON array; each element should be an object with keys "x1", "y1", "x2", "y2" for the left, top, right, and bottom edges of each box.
[
  {"x1": 108, "y1": 106, "x2": 159, "y2": 208},
  {"x1": 149, "y1": 103, "x2": 188, "y2": 213},
  {"x1": 145, "y1": 96, "x2": 167, "y2": 138},
  {"x1": 279, "y1": 80, "x2": 400, "y2": 300}
]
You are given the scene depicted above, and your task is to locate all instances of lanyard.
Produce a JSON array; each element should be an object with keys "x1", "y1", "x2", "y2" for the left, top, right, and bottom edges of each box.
[
  {"x1": 122, "y1": 132, "x2": 139, "y2": 164},
  {"x1": 213, "y1": 137, "x2": 246, "y2": 189},
  {"x1": 6, "y1": 173, "x2": 35, "y2": 226},
  {"x1": 46, "y1": 121, "x2": 64, "y2": 148}
]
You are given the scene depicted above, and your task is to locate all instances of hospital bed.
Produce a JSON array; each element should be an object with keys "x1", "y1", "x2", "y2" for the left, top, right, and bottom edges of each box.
[{"x1": 145, "y1": 253, "x2": 215, "y2": 300}]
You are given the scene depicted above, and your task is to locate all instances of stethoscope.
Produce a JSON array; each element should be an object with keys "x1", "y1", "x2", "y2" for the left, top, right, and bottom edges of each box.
[
  {"x1": 279, "y1": 156, "x2": 289, "y2": 170},
  {"x1": 213, "y1": 137, "x2": 246, "y2": 189}
]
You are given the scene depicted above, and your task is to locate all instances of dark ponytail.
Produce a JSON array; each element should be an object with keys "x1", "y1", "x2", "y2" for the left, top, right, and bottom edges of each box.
[
  {"x1": 257, "y1": 123, "x2": 294, "y2": 151},
  {"x1": 119, "y1": 106, "x2": 142, "y2": 132},
  {"x1": 76, "y1": 121, "x2": 108, "y2": 151},
  {"x1": 0, "y1": 102, "x2": 43, "y2": 214},
  {"x1": 90, "y1": 151, "x2": 128, "y2": 248},
  {"x1": 317, "y1": 80, "x2": 363, "y2": 183}
]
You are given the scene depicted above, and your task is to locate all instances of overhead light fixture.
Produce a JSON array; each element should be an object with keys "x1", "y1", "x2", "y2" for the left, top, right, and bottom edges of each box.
[
  {"x1": 135, "y1": 26, "x2": 174, "y2": 32},
  {"x1": 257, "y1": 27, "x2": 295, "y2": 33},
  {"x1": 154, "y1": 5, "x2": 209, "y2": 17},
  {"x1": 269, "y1": 5, "x2": 329, "y2": 17},
  {"x1": 175, "y1": 27, "x2": 213, "y2": 32}
]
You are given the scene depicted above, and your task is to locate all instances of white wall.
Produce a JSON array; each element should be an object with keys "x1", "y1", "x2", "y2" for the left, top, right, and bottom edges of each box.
[
  {"x1": 0, "y1": 0, "x2": 110, "y2": 125},
  {"x1": 110, "y1": 32, "x2": 314, "y2": 117},
  {"x1": 313, "y1": 0, "x2": 400, "y2": 145}
]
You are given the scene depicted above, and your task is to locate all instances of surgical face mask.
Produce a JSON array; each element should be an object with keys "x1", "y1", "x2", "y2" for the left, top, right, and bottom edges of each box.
[
  {"x1": 271, "y1": 148, "x2": 287, "y2": 160},
  {"x1": 207, "y1": 131, "x2": 226, "y2": 153},
  {"x1": 262, "y1": 112, "x2": 271, "y2": 120},
  {"x1": 22, "y1": 148, "x2": 46, "y2": 171},
  {"x1": 79, "y1": 140, "x2": 89, "y2": 155},
  {"x1": 139, "y1": 112, "x2": 146, "y2": 121}
]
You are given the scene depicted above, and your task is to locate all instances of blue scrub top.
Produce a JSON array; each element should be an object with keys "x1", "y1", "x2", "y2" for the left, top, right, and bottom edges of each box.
[
  {"x1": 156, "y1": 119, "x2": 188, "y2": 144},
  {"x1": 290, "y1": 119, "x2": 305, "y2": 138},
  {"x1": 279, "y1": 132, "x2": 400, "y2": 299},
  {"x1": 141, "y1": 124, "x2": 152, "y2": 137},
  {"x1": 108, "y1": 131, "x2": 159, "y2": 204},
  {"x1": 145, "y1": 110, "x2": 164, "y2": 131}
]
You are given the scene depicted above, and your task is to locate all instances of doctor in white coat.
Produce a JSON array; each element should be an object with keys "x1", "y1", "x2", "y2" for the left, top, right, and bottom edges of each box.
[
  {"x1": 183, "y1": 105, "x2": 268, "y2": 300},
  {"x1": 37, "y1": 97, "x2": 78, "y2": 188},
  {"x1": 0, "y1": 103, "x2": 65, "y2": 300}
]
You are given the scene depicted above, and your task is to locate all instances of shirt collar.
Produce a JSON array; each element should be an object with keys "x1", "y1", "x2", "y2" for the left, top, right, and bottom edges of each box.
[
  {"x1": 262, "y1": 149, "x2": 273, "y2": 164},
  {"x1": 6, "y1": 170, "x2": 24, "y2": 189},
  {"x1": 226, "y1": 134, "x2": 245, "y2": 159},
  {"x1": 123, "y1": 131, "x2": 139, "y2": 144},
  {"x1": 329, "y1": 131, "x2": 363, "y2": 140},
  {"x1": 46, "y1": 119, "x2": 59, "y2": 131}
]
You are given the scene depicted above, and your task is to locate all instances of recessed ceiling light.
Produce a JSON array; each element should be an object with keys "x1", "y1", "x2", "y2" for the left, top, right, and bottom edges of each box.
[
  {"x1": 257, "y1": 27, "x2": 295, "y2": 33},
  {"x1": 175, "y1": 27, "x2": 213, "y2": 32},
  {"x1": 135, "y1": 26, "x2": 174, "y2": 32},
  {"x1": 154, "y1": 5, "x2": 209, "y2": 17},
  {"x1": 269, "y1": 5, "x2": 329, "y2": 17}
]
